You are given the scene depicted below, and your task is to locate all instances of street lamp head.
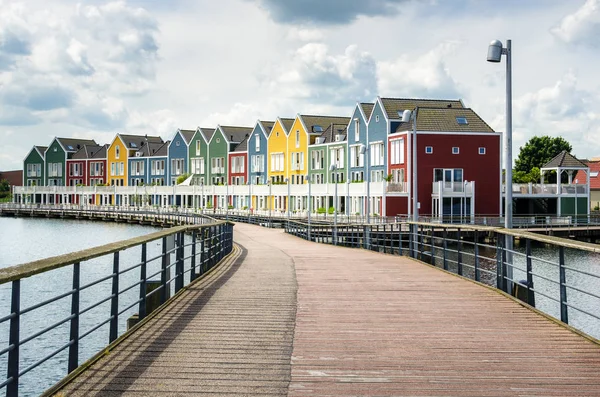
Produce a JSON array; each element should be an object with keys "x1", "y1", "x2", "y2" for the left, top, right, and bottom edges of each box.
[
  {"x1": 400, "y1": 109, "x2": 412, "y2": 123},
  {"x1": 285, "y1": 178, "x2": 289, "y2": 183},
  {"x1": 487, "y1": 39, "x2": 503, "y2": 63},
  {"x1": 329, "y1": 164, "x2": 336, "y2": 171},
  {"x1": 359, "y1": 145, "x2": 366, "y2": 155}
]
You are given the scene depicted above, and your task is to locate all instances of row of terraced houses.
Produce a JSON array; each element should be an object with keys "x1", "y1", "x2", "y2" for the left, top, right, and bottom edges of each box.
[{"x1": 21, "y1": 97, "x2": 502, "y2": 217}]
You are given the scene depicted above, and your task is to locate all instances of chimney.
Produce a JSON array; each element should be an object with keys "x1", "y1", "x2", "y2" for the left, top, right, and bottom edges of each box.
[
  {"x1": 76, "y1": 144, "x2": 81, "y2": 150},
  {"x1": 230, "y1": 135, "x2": 233, "y2": 141}
]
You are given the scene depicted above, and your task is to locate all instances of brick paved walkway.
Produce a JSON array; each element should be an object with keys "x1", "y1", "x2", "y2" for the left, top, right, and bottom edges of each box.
[{"x1": 57, "y1": 223, "x2": 600, "y2": 396}]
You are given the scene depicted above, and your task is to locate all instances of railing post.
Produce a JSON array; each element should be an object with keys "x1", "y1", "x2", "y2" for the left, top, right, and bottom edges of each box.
[
  {"x1": 418, "y1": 225, "x2": 423, "y2": 258},
  {"x1": 191, "y1": 230, "x2": 197, "y2": 281},
  {"x1": 496, "y1": 233, "x2": 504, "y2": 291},
  {"x1": 175, "y1": 232, "x2": 184, "y2": 293},
  {"x1": 398, "y1": 224, "x2": 403, "y2": 256},
  {"x1": 430, "y1": 227, "x2": 436, "y2": 266},
  {"x1": 160, "y1": 237, "x2": 168, "y2": 304},
  {"x1": 525, "y1": 238, "x2": 534, "y2": 306},
  {"x1": 474, "y1": 230, "x2": 480, "y2": 282},
  {"x1": 457, "y1": 228, "x2": 463, "y2": 276},
  {"x1": 68, "y1": 262, "x2": 80, "y2": 373},
  {"x1": 559, "y1": 246, "x2": 569, "y2": 324},
  {"x1": 409, "y1": 224, "x2": 414, "y2": 258},
  {"x1": 139, "y1": 244, "x2": 147, "y2": 320},
  {"x1": 443, "y1": 228, "x2": 448, "y2": 271},
  {"x1": 200, "y1": 228, "x2": 206, "y2": 275},
  {"x1": 109, "y1": 252, "x2": 119, "y2": 343},
  {"x1": 7, "y1": 280, "x2": 21, "y2": 397}
]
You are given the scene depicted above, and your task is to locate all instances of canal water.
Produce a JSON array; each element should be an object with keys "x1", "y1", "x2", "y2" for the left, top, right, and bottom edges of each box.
[{"x1": 0, "y1": 217, "x2": 164, "y2": 397}]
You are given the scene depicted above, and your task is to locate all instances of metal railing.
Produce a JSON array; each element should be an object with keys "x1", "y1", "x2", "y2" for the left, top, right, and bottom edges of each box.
[
  {"x1": 284, "y1": 219, "x2": 600, "y2": 340},
  {"x1": 0, "y1": 216, "x2": 234, "y2": 397}
]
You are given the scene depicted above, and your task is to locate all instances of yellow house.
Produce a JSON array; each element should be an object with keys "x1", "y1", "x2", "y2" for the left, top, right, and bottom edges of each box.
[
  {"x1": 107, "y1": 134, "x2": 164, "y2": 186},
  {"x1": 288, "y1": 114, "x2": 351, "y2": 185},
  {"x1": 266, "y1": 117, "x2": 294, "y2": 184}
]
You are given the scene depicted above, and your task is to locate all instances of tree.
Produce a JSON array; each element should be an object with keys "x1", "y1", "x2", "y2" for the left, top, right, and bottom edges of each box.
[
  {"x1": 176, "y1": 173, "x2": 191, "y2": 185},
  {"x1": 0, "y1": 179, "x2": 10, "y2": 200},
  {"x1": 514, "y1": 136, "x2": 572, "y2": 174}
]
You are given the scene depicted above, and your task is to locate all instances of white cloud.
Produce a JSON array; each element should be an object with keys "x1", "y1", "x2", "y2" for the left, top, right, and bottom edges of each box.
[
  {"x1": 552, "y1": 0, "x2": 600, "y2": 46},
  {"x1": 377, "y1": 42, "x2": 462, "y2": 99},
  {"x1": 286, "y1": 27, "x2": 324, "y2": 42}
]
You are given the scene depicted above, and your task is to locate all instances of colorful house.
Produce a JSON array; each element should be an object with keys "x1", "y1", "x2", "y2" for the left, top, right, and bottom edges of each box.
[
  {"x1": 23, "y1": 146, "x2": 46, "y2": 186},
  {"x1": 88, "y1": 145, "x2": 108, "y2": 186},
  {"x1": 229, "y1": 136, "x2": 248, "y2": 186},
  {"x1": 248, "y1": 120, "x2": 274, "y2": 186},
  {"x1": 168, "y1": 129, "x2": 195, "y2": 185},
  {"x1": 107, "y1": 134, "x2": 163, "y2": 187},
  {"x1": 66, "y1": 145, "x2": 105, "y2": 186},
  {"x1": 267, "y1": 118, "x2": 294, "y2": 184},
  {"x1": 207, "y1": 125, "x2": 252, "y2": 186},
  {"x1": 128, "y1": 141, "x2": 168, "y2": 186},
  {"x1": 346, "y1": 103, "x2": 374, "y2": 183},
  {"x1": 188, "y1": 127, "x2": 214, "y2": 186},
  {"x1": 308, "y1": 123, "x2": 349, "y2": 184},
  {"x1": 45, "y1": 137, "x2": 98, "y2": 186},
  {"x1": 290, "y1": 115, "x2": 350, "y2": 185}
]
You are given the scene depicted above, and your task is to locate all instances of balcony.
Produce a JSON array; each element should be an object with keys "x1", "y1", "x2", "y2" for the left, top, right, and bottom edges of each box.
[
  {"x1": 386, "y1": 182, "x2": 408, "y2": 193},
  {"x1": 432, "y1": 181, "x2": 474, "y2": 196},
  {"x1": 504, "y1": 183, "x2": 588, "y2": 196}
]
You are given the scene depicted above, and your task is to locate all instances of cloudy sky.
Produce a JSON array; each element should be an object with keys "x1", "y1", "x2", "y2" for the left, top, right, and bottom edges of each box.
[{"x1": 1, "y1": 0, "x2": 599, "y2": 170}]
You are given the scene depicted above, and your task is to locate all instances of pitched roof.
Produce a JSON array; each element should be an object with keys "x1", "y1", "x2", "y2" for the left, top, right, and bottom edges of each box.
[
  {"x1": 233, "y1": 136, "x2": 248, "y2": 152},
  {"x1": 219, "y1": 126, "x2": 253, "y2": 143},
  {"x1": 298, "y1": 115, "x2": 351, "y2": 135},
  {"x1": 119, "y1": 134, "x2": 163, "y2": 149},
  {"x1": 199, "y1": 128, "x2": 215, "y2": 143},
  {"x1": 134, "y1": 141, "x2": 167, "y2": 157},
  {"x1": 71, "y1": 144, "x2": 105, "y2": 160},
  {"x1": 360, "y1": 103, "x2": 374, "y2": 119},
  {"x1": 380, "y1": 98, "x2": 464, "y2": 120},
  {"x1": 576, "y1": 161, "x2": 600, "y2": 189},
  {"x1": 259, "y1": 120, "x2": 275, "y2": 136},
  {"x1": 313, "y1": 124, "x2": 348, "y2": 145},
  {"x1": 542, "y1": 151, "x2": 588, "y2": 169},
  {"x1": 179, "y1": 129, "x2": 195, "y2": 144},
  {"x1": 90, "y1": 144, "x2": 108, "y2": 159},
  {"x1": 152, "y1": 141, "x2": 170, "y2": 157},
  {"x1": 394, "y1": 107, "x2": 494, "y2": 133},
  {"x1": 56, "y1": 138, "x2": 98, "y2": 153},
  {"x1": 35, "y1": 146, "x2": 48, "y2": 156},
  {"x1": 280, "y1": 118, "x2": 295, "y2": 133}
]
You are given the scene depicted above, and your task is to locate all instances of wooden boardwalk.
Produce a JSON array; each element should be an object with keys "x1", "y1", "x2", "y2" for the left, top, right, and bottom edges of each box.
[{"x1": 56, "y1": 223, "x2": 600, "y2": 396}]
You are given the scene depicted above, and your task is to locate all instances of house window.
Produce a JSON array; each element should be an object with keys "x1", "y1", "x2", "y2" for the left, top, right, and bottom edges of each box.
[
  {"x1": 196, "y1": 141, "x2": 201, "y2": 156},
  {"x1": 192, "y1": 158, "x2": 205, "y2": 174},
  {"x1": 350, "y1": 146, "x2": 364, "y2": 168},
  {"x1": 479, "y1": 147, "x2": 486, "y2": 155},
  {"x1": 425, "y1": 146, "x2": 433, "y2": 154},
  {"x1": 270, "y1": 153, "x2": 284, "y2": 172},
  {"x1": 452, "y1": 147, "x2": 459, "y2": 154},
  {"x1": 375, "y1": 115, "x2": 379, "y2": 122},
  {"x1": 369, "y1": 142, "x2": 384, "y2": 166},
  {"x1": 176, "y1": 140, "x2": 180, "y2": 146},
  {"x1": 115, "y1": 145, "x2": 120, "y2": 159},
  {"x1": 53, "y1": 147, "x2": 57, "y2": 152},
  {"x1": 255, "y1": 134, "x2": 260, "y2": 152},
  {"x1": 456, "y1": 116, "x2": 468, "y2": 125},
  {"x1": 295, "y1": 130, "x2": 300, "y2": 148},
  {"x1": 354, "y1": 119, "x2": 359, "y2": 141},
  {"x1": 390, "y1": 139, "x2": 405, "y2": 165},
  {"x1": 216, "y1": 138, "x2": 220, "y2": 143}
]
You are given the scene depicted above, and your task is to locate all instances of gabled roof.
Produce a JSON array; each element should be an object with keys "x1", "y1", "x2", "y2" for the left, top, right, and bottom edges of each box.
[
  {"x1": 359, "y1": 103, "x2": 374, "y2": 119},
  {"x1": 133, "y1": 141, "x2": 166, "y2": 157},
  {"x1": 542, "y1": 151, "x2": 588, "y2": 170},
  {"x1": 233, "y1": 136, "x2": 248, "y2": 152},
  {"x1": 394, "y1": 107, "x2": 494, "y2": 133},
  {"x1": 280, "y1": 118, "x2": 295, "y2": 134},
  {"x1": 35, "y1": 146, "x2": 48, "y2": 156},
  {"x1": 90, "y1": 144, "x2": 108, "y2": 159},
  {"x1": 379, "y1": 97, "x2": 464, "y2": 121},
  {"x1": 56, "y1": 137, "x2": 98, "y2": 153},
  {"x1": 71, "y1": 144, "x2": 105, "y2": 160},
  {"x1": 118, "y1": 134, "x2": 163, "y2": 150},
  {"x1": 152, "y1": 141, "x2": 170, "y2": 157},
  {"x1": 576, "y1": 161, "x2": 600, "y2": 189},
  {"x1": 313, "y1": 124, "x2": 348, "y2": 145},
  {"x1": 298, "y1": 115, "x2": 351, "y2": 135},
  {"x1": 179, "y1": 129, "x2": 195, "y2": 145},
  {"x1": 218, "y1": 126, "x2": 253, "y2": 143},
  {"x1": 256, "y1": 120, "x2": 275, "y2": 139},
  {"x1": 198, "y1": 128, "x2": 215, "y2": 143}
]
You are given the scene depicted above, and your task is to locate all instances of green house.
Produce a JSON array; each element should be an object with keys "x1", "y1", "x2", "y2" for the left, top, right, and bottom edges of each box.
[
  {"x1": 308, "y1": 123, "x2": 349, "y2": 184},
  {"x1": 189, "y1": 127, "x2": 215, "y2": 185},
  {"x1": 207, "y1": 125, "x2": 252, "y2": 185},
  {"x1": 23, "y1": 146, "x2": 46, "y2": 186}
]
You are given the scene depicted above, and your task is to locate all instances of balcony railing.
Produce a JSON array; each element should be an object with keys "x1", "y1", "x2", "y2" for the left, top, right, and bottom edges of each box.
[
  {"x1": 432, "y1": 181, "x2": 474, "y2": 195},
  {"x1": 506, "y1": 183, "x2": 588, "y2": 195}
]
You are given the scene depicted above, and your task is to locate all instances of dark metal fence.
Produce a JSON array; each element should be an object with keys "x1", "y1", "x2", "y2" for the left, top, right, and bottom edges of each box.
[
  {"x1": 0, "y1": 218, "x2": 233, "y2": 397},
  {"x1": 285, "y1": 219, "x2": 600, "y2": 340}
]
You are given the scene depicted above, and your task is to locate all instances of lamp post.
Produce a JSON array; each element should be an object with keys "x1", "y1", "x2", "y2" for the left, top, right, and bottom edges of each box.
[
  {"x1": 285, "y1": 178, "x2": 290, "y2": 219},
  {"x1": 306, "y1": 173, "x2": 311, "y2": 240},
  {"x1": 346, "y1": 178, "x2": 350, "y2": 222},
  {"x1": 488, "y1": 38, "x2": 513, "y2": 291},
  {"x1": 267, "y1": 179, "x2": 272, "y2": 227},
  {"x1": 200, "y1": 181, "x2": 204, "y2": 214},
  {"x1": 248, "y1": 180, "x2": 252, "y2": 222},
  {"x1": 330, "y1": 164, "x2": 338, "y2": 245},
  {"x1": 225, "y1": 182, "x2": 229, "y2": 221}
]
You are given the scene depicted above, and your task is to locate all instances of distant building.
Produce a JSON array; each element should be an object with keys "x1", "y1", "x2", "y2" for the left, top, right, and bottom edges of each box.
[{"x1": 0, "y1": 170, "x2": 23, "y2": 187}]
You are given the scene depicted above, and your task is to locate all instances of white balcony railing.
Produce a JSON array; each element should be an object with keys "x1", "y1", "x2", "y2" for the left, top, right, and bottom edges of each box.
[
  {"x1": 432, "y1": 181, "x2": 474, "y2": 195},
  {"x1": 506, "y1": 183, "x2": 587, "y2": 195}
]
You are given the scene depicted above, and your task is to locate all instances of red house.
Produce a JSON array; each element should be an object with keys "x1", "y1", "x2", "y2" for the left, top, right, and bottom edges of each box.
[
  {"x1": 66, "y1": 144, "x2": 107, "y2": 187},
  {"x1": 228, "y1": 135, "x2": 248, "y2": 208},
  {"x1": 386, "y1": 106, "x2": 501, "y2": 218}
]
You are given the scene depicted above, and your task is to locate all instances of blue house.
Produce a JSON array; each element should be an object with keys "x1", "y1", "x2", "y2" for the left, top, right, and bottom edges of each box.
[
  {"x1": 346, "y1": 102, "x2": 374, "y2": 183},
  {"x1": 128, "y1": 141, "x2": 169, "y2": 186},
  {"x1": 248, "y1": 120, "x2": 274, "y2": 185},
  {"x1": 168, "y1": 129, "x2": 195, "y2": 185}
]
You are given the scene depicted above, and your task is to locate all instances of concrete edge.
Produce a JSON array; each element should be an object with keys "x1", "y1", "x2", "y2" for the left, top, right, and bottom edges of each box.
[{"x1": 43, "y1": 244, "x2": 242, "y2": 397}]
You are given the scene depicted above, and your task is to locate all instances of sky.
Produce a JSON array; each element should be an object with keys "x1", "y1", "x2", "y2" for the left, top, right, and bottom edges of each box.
[{"x1": 1, "y1": 0, "x2": 600, "y2": 170}]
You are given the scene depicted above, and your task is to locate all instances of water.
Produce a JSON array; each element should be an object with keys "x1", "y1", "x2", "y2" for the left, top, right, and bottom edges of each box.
[{"x1": 0, "y1": 217, "x2": 164, "y2": 397}]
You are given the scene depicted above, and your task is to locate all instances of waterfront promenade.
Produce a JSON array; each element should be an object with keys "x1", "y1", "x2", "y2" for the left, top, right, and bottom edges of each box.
[{"x1": 51, "y1": 222, "x2": 600, "y2": 396}]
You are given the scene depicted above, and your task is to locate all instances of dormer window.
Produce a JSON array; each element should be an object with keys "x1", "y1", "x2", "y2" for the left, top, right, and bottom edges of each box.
[{"x1": 456, "y1": 116, "x2": 468, "y2": 125}]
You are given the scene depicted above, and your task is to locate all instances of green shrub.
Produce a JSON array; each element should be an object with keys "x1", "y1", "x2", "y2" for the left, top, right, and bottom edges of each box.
[
  {"x1": 328, "y1": 206, "x2": 335, "y2": 214},
  {"x1": 317, "y1": 207, "x2": 326, "y2": 214},
  {"x1": 242, "y1": 206, "x2": 248, "y2": 210},
  {"x1": 228, "y1": 205, "x2": 234, "y2": 209}
]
